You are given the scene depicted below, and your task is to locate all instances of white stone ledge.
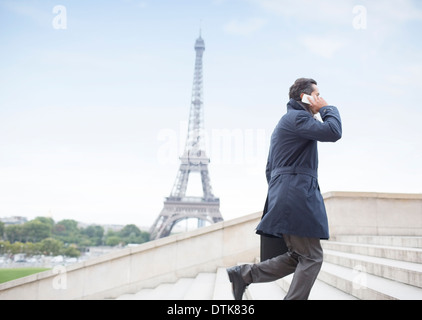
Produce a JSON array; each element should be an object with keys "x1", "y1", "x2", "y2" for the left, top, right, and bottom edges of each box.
[{"x1": 324, "y1": 191, "x2": 422, "y2": 200}]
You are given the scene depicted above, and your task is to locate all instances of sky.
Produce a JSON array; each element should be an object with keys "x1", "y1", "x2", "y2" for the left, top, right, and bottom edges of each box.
[{"x1": 0, "y1": 0, "x2": 421, "y2": 228}]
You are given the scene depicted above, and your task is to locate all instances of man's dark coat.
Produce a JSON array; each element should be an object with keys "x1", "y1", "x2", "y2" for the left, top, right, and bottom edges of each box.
[{"x1": 256, "y1": 99, "x2": 342, "y2": 240}]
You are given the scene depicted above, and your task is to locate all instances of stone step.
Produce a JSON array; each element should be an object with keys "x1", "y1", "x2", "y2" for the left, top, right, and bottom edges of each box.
[
  {"x1": 245, "y1": 281, "x2": 286, "y2": 300},
  {"x1": 213, "y1": 264, "x2": 287, "y2": 300},
  {"x1": 116, "y1": 277, "x2": 196, "y2": 300},
  {"x1": 323, "y1": 249, "x2": 422, "y2": 288},
  {"x1": 116, "y1": 258, "x2": 422, "y2": 300},
  {"x1": 115, "y1": 290, "x2": 152, "y2": 300},
  {"x1": 181, "y1": 272, "x2": 216, "y2": 300},
  {"x1": 117, "y1": 275, "x2": 215, "y2": 300},
  {"x1": 116, "y1": 267, "x2": 357, "y2": 301},
  {"x1": 276, "y1": 274, "x2": 358, "y2": 300},
  {"x1": 242, "y1": 258, "x2": 358, "y2": 300},
  {"x1": 331, "y1": 235, "x2": 422, "y2": 249},
  {"x1": 322, "y1": 240, "x2": 422, "y2": 264},
  {"x1": 146, "y1": 282, "x2": 183, "y2": 300},
  {"x1": 212, "y1": 268, "x2": 234, "y2": 300},
  {"x1": 319, "y1": 261, "x2": 422, "y2": 300},
  {"x1": 115, "y1": 234, "x2": 422, "y2": 300},
  {"x1": 245, "y1": 276, "x2": 357, "y2": 300},
  {"x1": 165, "y1": 278, "x2": 197, "y2": 300}
]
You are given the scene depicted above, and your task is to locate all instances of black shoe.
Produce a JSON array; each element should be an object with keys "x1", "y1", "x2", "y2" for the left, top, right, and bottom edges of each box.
[{"x1": 226, "y1": 266, "x2": 248, "y2": 300}]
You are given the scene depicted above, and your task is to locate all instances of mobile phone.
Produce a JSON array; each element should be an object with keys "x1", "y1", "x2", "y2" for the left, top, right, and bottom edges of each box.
[{"x1": 301, "y1": 94, "x2": 313, "y2": 104}]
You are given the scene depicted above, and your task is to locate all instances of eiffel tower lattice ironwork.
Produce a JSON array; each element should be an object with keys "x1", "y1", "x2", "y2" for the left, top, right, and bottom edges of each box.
[{"x1": 149, "y1": 33, "x2": 223, "y2": 240}]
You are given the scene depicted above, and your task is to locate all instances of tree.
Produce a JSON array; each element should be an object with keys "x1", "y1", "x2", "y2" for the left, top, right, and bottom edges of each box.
[
  {"x1": 9, "y1": 241, "x2": 25, "y2": 255},
  {"x1": 0, "y1": 241, "x2": 10, "y2": 255},
  {"x1": 40, "y1": 238, "x2": 63, "y2": 256},
  {"x1": 34, "y1": 217, "x2": 54, "y2": 228},
  {"x1": 5, "y1": 225, "x2": 24, "y2": 243},
  {"x1": 23, "y1": 242, "x2": 40, "y2": 256},
  {"x1": 120, "y1": 224, "x2": 141, "y2": 237},
  {"x1": 81, "y1": 225, "x2": 104, "y2": 246},
  {"x1": 23, "y1": 219, "x2": 52, "y2": 242},
  {"x1": 62, "y1": 244, "x2": 80, "y2": 258},
  {"x1": 118, "y1": 224, "x2": 150, "y2": 245},
  {"x1": 2, "y1": 217, "x2": 150, "y2": 254},
  {"x1": 53, "y1": 219, "x2": 80, "y2": 244},
  {"x1": 105, "y1": 236, "x2": 121, "y2": 247},
  {"x1": 0, "y1": 221, "x2": 4, "y2": 239},
  {"x1": 54, "y1": 219, "x2": 79, "y2": 235}
]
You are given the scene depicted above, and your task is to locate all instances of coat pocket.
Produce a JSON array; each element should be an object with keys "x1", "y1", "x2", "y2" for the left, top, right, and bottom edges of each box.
[
  {"x1": 290, "y1": 174, "x2": 312, "y2": 193},
  {"x1": 269, "y1": 173, "x2": 282, "y2": 187},
  {"x1": 307, "y1": 177, "x2": 318, "y2": 196},
  {"x1": 267, "y1": 174, "x2": 290, "y2": 212}
]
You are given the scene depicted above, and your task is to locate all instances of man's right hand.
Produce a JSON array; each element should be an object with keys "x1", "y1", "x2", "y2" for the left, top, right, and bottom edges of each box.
[{"x1": 309, "y1": 95, "x2": 328, "y2": 114}]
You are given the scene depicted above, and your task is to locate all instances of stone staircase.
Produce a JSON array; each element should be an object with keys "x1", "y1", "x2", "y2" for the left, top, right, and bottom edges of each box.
[{"x1": 115, "y1": 235, "x2": 422, "y2": 300}]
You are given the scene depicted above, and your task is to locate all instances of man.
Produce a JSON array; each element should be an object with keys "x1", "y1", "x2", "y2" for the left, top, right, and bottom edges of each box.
[{"x1": 227, "y1": 78, "x2": 342, "y2": 300}]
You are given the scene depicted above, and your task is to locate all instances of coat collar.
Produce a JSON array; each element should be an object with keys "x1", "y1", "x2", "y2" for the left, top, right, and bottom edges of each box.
[{"x1": 287, "y1": 98, "x2": 313, "y2": 115}]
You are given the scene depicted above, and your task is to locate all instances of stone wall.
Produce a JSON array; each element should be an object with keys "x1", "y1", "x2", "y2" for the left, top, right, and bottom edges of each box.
[
  {"x1": 0, "y1": 212, "x2": 262, "y2": 300},
  {"x1": 324, "y1": 192, "x2": 422, "y2": 237}
]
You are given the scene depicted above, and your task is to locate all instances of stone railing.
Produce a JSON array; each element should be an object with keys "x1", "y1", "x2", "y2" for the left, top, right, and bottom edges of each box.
[
  {"x1": 324, "y1": 192, "x2": 422, "y2": 237},
  {"x1": 0, "y1": 212, "x2": 262, "y2": 300}
]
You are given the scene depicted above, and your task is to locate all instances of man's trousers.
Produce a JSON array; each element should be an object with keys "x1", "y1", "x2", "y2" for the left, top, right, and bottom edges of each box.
[{"x1": 240, "y1": 234, "x2": 323, "y2": 300}]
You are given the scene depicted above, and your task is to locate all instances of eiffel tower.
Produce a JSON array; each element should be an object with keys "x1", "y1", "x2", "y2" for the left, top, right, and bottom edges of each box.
[{"x1": 150, "y1": 33, "x2": 223, "y2": 240}]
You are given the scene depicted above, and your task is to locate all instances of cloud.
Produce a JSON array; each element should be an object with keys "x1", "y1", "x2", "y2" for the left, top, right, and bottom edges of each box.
[
  {"x1": 120, "y1": 0, "x2": 148, "y2": 8},
  {"x1": 223, "y1": 18, "x2": 267, "y2": 36},
  {"x1": 385, "y1": 62, "x2": 422, "y2": 95},
  {"x1": 367, "y1": 0, "x2": 422, "y2": 22},
  {"x1": 300, "y1": 36, "x2": 347, "y2": 59},
  {"x1": 249, "y1": 0, "x2": 422, "y2": 61},
  {"x1": 1, "y1": 1, "x2": 51, "y2": 26},
  {"x1": 249, "y1": 0, "x2": 355, "y2": 24},
  {"x1": 249, "y1": 0, "x2": 422, "y2": 28}
]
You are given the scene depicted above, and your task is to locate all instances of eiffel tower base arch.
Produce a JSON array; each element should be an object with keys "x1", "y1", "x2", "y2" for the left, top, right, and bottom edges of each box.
[{"x1": 150, "y1": 198, "x2": 222, "y2": 240}]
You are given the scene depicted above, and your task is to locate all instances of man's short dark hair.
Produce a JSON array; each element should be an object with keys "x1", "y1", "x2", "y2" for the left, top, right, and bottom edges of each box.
[{"x1": 289, "y1": 78, "x2": 317, "y2": 101}]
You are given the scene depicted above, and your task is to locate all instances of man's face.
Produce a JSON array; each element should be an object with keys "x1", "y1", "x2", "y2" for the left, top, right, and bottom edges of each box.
[
  {"x1": 301, "y1": 84, "x2": 321, "y2": 115},
  {"x1": 310, "y1": 84, "x2": 320, "y2": 98}
]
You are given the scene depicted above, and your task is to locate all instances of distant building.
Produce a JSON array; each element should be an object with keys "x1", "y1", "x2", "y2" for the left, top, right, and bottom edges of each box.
[{"x1": 0, "y1": 216, "x2": 28, "y2": 225}]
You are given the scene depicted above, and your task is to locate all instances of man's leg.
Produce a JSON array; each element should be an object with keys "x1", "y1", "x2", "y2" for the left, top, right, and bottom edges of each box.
[
  {"x1": 283, "y1": 235, "x2": 323, "y2": 300},
  {"x1": 242, "y1": 246, "x2": 298, "y2": 284},
  {"x1": 227, "y1": 234, "x2": 298, "y2": 299},
  {"x1": 227, "y1": 234, "x2": 322, "y2": 300}
]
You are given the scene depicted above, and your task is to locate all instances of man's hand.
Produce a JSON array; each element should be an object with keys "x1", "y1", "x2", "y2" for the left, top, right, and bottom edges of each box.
[{"x1": 309, "y1": 95, "x2": 328, "y2": 114}]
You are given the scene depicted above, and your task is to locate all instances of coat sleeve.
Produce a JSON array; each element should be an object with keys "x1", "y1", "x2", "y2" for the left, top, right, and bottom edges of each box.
[{"x1": 295, "y1": 106, "x2": 342, "y2": 142}]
